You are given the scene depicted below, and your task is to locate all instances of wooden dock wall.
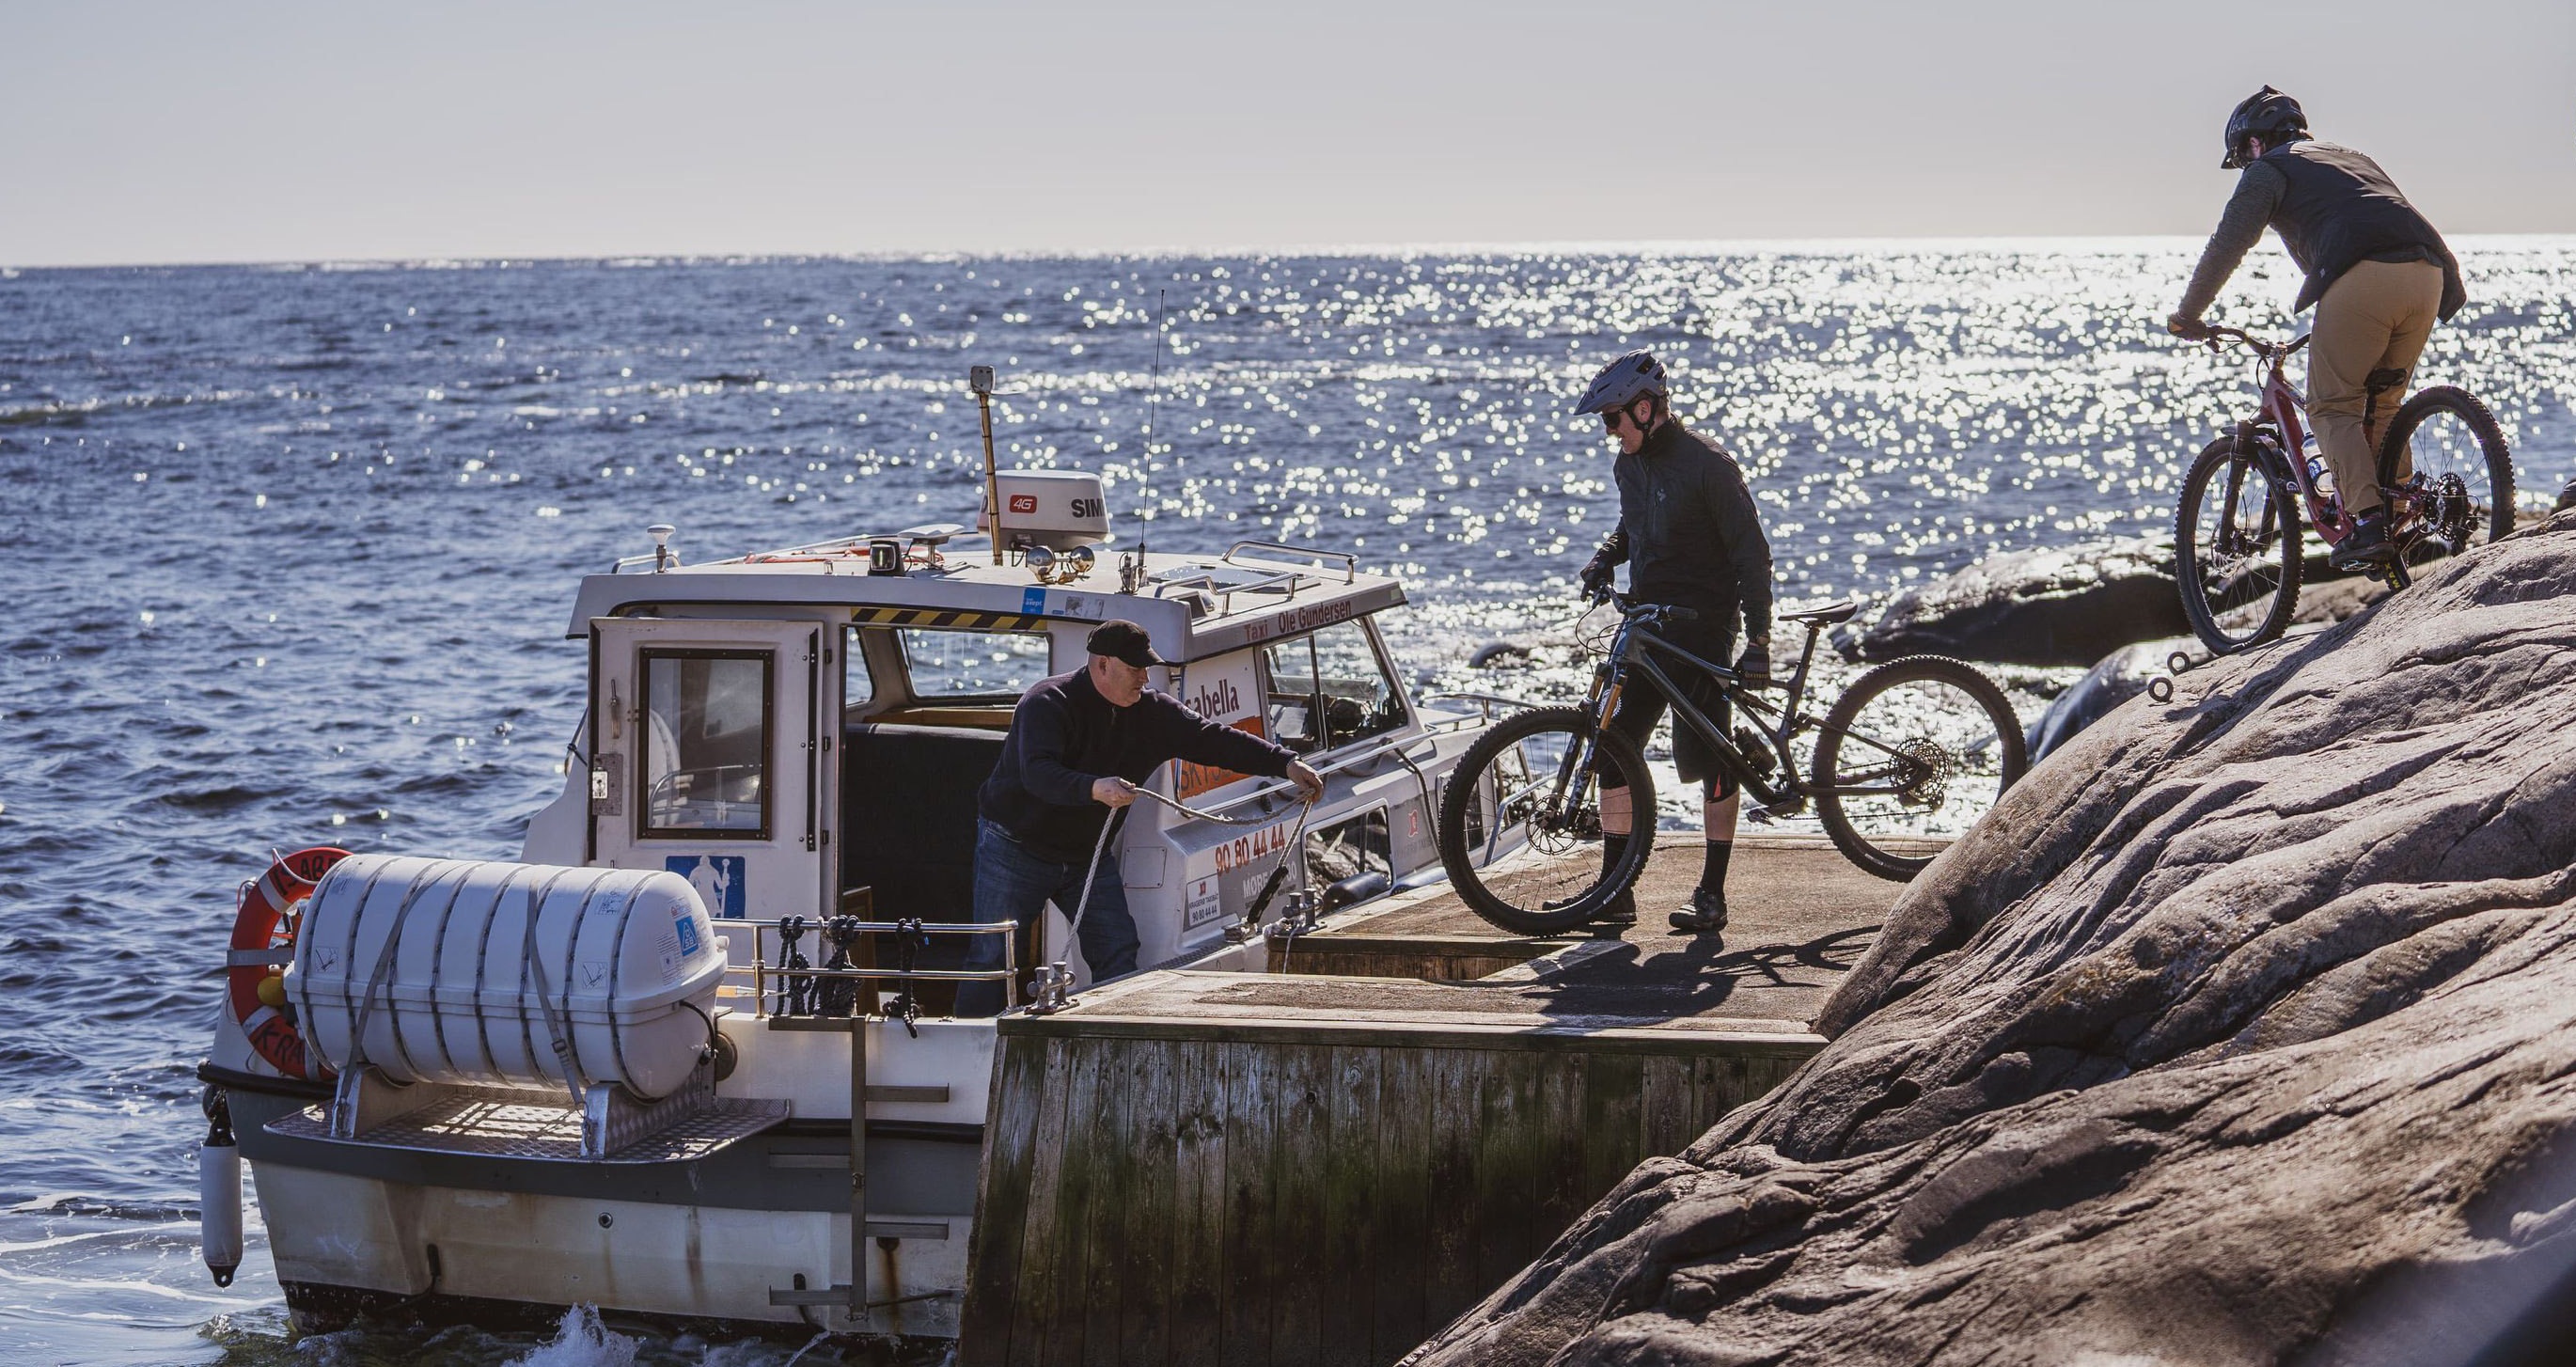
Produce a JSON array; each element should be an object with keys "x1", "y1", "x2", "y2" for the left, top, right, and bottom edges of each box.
[{"x1": 956, "y1": 988, "x2": 1818, "y2": 1367}]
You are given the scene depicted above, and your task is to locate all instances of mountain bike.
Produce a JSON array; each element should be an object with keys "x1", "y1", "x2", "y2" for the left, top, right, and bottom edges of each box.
[
  {"x1": 2172, "y1": 323, "x2": 2514, "y2": 654},
  {"x1": 1434, "y1": 595, "x2": 2027, "y2": 935}
]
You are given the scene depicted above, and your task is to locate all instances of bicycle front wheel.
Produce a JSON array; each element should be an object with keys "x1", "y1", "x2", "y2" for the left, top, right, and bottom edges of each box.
[
  {"x1": 2175, "y1": 435, "x2": 2301, "y2": 654},
  {"x1": 1435, "y1": 705, "x2": 1655, "y2": 935},
  {"x1": 1813, "y1": 656, "x2": 2027, "y2": 882},
  {"x1": 2376, "y1": 385, "x2": 2514, "y2": 572}
]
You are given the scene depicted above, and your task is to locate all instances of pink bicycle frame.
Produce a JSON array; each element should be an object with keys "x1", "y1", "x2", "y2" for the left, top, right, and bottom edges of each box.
[{"x1": 2254, "y1": 345, "x2": 2357, "y2": 544}]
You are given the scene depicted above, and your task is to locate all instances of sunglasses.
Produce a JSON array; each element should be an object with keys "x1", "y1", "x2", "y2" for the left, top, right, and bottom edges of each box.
[{"x1": 1601, "y1": 403, "x2": 1643, "y2": 433}]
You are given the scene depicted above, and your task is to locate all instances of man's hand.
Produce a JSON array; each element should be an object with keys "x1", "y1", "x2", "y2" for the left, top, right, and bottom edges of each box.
[
  {"x1": 1579, "y1": 555, "x2": 1615, "y2": 603},
  {"x1": 1287, "y1": 760, "x2": 1325, "y2": 804},
  {"x1": 1091, "y1": 776, "x2": 1138, "y2": 809},
  {"x1": 1734, "y1": 639, "x2": 1772, "y2": 688},
  {"x1": 2167, "y1": 312, "x2": 2212, "y2": 341}
]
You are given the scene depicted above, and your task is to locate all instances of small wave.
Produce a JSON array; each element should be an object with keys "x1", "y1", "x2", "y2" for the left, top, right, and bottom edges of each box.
[
  {"x1": 508, "y1": 1304, "x2": 641, "y2": 1367},
  {"x1": 5, "y1": 1195, "x2": 196, "y2": 1221},
  {"x1": 154, "y1": 784, "x2": 284, "y2": 814}
]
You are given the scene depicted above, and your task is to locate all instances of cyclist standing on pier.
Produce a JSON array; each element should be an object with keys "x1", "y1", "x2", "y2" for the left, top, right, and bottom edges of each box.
[
  {"x1": 1573, "y1": 350, "x2": 1774, "y2": 936},
  {"x1": 2166, "y1": 86, "x2": 2466, "y2": 569}
]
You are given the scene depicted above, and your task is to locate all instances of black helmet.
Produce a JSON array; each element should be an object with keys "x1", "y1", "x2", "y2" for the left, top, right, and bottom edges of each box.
[
  {"x1": 2222, "y1": 86, "x2": 2306, "y2": 169},
  {"x1": 1574, "y1": 349, "x2": 1670, "y2": 416}
]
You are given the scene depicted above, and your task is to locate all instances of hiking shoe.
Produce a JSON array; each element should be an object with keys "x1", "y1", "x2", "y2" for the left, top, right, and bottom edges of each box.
[
  {"x1": 2332, "y1": 511, "x2": 2395, "y2": 571},
  {"x1": 1667, "y1": 888, "x2": 1729, "y2": 935},
  {"x1": 1590, "y1": 888, "x2": 1637, "y2": 930}
]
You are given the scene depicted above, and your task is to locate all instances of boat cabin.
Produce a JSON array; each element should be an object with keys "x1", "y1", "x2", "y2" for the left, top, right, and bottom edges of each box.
[{"x1": 522, "y1": 509, "x2": 1460, "y2": 1010}]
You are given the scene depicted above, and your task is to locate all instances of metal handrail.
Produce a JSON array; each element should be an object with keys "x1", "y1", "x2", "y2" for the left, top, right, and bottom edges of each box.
[
  {"x1": 1224, "y1": 539, "x2": 1359, "y2": 584},
  {"x1": 1185, "y1": 731, "x2": 1424, "y2": 818},
  {"x1": 724, "y1": 918, "x2": 1019, "y2": 1012},
  {"x1": 1419, "y1": 690, "x2": 1533, "y2": 721}
]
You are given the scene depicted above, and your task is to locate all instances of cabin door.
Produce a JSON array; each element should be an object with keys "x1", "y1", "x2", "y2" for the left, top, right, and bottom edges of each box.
[{"x1": 586, "y1": 618, "x2": 838, "y2": 923}]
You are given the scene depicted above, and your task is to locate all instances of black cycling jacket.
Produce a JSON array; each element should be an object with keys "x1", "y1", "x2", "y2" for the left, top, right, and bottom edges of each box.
[{"x1": 1594, "y1": 420, "x2": 1774, "y2": 645}]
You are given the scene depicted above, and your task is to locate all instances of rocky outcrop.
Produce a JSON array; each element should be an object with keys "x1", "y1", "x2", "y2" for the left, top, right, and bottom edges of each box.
[
  {"x1": 1846, "y1": 538, "x2": 2188, "y2": 667},
  {"x1": 1413, "y1": 513, "x2": 2576, "y2": 1366}
]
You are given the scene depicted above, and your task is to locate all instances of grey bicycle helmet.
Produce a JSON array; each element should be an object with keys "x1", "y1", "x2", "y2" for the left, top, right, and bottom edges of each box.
[
  {"x1": 1574, "y1": 349, "x2": 1670, "y2": 416},
  {"x1": 2222, "y1": 86, "x2": 2307, "y2": 169}
]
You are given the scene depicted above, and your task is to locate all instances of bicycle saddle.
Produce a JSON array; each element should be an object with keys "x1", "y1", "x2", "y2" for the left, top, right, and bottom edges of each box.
[
  {"x1": 2365, "y1": 367, "x2": 2408, "y2": 394},
  {"x1": 1781, "y1": 599, "x2": 1859, "y2": 626}
]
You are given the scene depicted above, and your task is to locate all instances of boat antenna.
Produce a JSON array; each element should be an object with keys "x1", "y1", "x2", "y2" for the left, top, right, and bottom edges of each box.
[
  {"x1": 1143, "y1": 288, "x2": 1166, "y2": 464},
  {"x1": 972, "y1": 363, "x2": 1003, "y2": 564}
]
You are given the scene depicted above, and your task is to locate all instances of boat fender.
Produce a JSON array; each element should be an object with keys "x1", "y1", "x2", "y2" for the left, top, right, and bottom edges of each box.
[
  {"x1": 198, "y1": 1086, "x2": 242, "y2": 1288},
  {"x1": 227, "y1": 846, "x2": 349, "y2": 1080}
]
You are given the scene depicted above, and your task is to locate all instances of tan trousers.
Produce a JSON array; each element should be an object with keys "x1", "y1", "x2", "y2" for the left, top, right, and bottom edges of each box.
[{"x1": 2308, "y1": 259, "x2": 2445, "y2": 514}]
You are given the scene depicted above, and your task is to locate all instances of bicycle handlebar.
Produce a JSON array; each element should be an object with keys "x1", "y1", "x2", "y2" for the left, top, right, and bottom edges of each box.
[{"x1": 1602, "y1": 591, "x2": 1698, "y2": 623}]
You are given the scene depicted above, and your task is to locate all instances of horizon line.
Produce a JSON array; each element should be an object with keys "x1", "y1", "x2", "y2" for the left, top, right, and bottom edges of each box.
[{"x1": 10, "y1": 230, "x2": 2573, "y2": 275}]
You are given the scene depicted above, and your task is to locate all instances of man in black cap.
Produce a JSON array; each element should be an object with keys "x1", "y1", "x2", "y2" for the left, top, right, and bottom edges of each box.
[{"x1": 955, "y1": 620, "x2": 1324, "y2": 1014}]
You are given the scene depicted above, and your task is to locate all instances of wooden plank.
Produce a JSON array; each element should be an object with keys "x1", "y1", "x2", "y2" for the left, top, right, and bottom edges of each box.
[
  {"x1": 1471, "y1": 1050, "x2": 1539, "y2": 1297},
  {"x1": 1119, "y1": 1043, "x2": 1179, "y2": 1367},
  {"x1": 1170, "y1": 1040, "x2": 1226, "y2": 1367},
  {"x1": 1370, "y1": 1045, "x2": 1433, "y2": 1364},
  {"x1": 1535, "y1": 1048, "x2": 1591, "y2": 1244},
  {"x1": 1318, "y1": 1043, "x2": 1381, "y2": 1367},
  {"x1": 1641, "y1": 1055, "x2": 1695, "y2": 1157},
  {"x1": 1041, "y1": 1038, "x2": 1108, "y2": 1367},
  {"x1": 1006, "y1": 1039, "x2": 1078, "y2": 1367},
  {"x1": 1218, "y1": 1042, "x2": 1277, "y2": 1367},
  {"x1": 959, "y1": 1033, "x2": 1048, "y2": 1366},
  {"x1": 1004, "y1": 1008, "x2": 1824, "y2": 1057},
  {"x1": 1079, "y1": 1041, "x2": 1134, "y2": 1367},
  {"x1": 1422, "y1": 1048, "x2": 1480, "y2": 1331},
  {"x1": 1268, "y1": 1044, "x2": 1328, "y2": 1364},
  {"x1": 1582, "y1": 1050, "x2": 1645, "y2": 1202}
]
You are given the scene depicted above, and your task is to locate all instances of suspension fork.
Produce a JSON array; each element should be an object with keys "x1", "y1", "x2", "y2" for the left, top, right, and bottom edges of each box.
[{"x1": 1550, "y1": 659, "x2": 1627, "y2": 824}]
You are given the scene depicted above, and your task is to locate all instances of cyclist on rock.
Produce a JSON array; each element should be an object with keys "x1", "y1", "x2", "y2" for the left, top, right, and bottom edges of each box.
[
  {"x1": 1574, "y1": 350, "x2": 1774, "y2": 935},
  {"x1": 2167, "y1": 86, "x2": 2466, "y2": 570}
]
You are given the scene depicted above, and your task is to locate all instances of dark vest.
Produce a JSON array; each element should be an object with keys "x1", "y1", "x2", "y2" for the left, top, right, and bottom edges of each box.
[{"x1": 2261, "y1": 139, "x2": 2464, "y2": 320}]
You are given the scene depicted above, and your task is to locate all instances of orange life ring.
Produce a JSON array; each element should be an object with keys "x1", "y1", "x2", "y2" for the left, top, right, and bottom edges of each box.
[{"x1": 228, "y1": 847, "x2": 349, "y2": 1080}]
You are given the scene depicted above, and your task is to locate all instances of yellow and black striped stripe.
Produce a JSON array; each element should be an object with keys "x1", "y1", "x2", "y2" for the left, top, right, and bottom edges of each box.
[{"x1": 851, "y1": 606, "x2": 1046, "y2": 630}]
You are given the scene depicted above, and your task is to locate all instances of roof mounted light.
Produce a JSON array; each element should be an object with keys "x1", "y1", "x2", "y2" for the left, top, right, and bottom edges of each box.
[{"x1": 646, "y1": 524, "x2": 677, "y2": 573}]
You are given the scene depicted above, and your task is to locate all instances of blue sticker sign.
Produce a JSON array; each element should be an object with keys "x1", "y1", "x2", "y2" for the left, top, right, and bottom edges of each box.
[
  {"x1": 1022, "y1": 587, "x2": 1047, "y2": 616},
  {"x1": 666, "y1": 855, "x2": 748, "y2": 919}
]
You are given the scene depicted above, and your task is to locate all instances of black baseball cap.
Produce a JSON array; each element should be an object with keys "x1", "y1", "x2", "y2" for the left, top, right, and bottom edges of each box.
[{"x1": 1086, "y1": 620, "x2": 1170, "y2": 668}]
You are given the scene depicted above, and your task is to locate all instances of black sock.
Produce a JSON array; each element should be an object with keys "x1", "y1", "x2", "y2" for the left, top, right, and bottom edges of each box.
[
  {"x1": 1601, "y1": 831, "x2": 1630, "y2": 878},
  {"x1": 1698, "y1": 840, "x2": 1732, "y2": 899}
]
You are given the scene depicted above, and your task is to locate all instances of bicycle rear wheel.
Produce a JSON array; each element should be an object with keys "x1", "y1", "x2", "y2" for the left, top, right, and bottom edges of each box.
[
  {"x1": 1435, "y1": 704, "x2": 1655, "y2": 935},
  {"x1": 1812, "y1": 656, "x2": 2027, "y2": 882},
  {"x1": 2175, "y1": 435, "x2": 2301, "y2": 654},
  {"x1": 2375, "y1": 386, "x2": 2514, "y2": 572}
]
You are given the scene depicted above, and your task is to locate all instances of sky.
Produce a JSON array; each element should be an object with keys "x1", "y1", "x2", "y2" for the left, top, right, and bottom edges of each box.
[{"x1": 4, "y1": 0, "x2": 2571, "y2": 267}]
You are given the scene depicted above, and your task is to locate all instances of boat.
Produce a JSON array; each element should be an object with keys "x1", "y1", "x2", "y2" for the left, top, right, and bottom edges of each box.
[{"x1": 194, "y1": 372, "x2": 1516, "y2": 1349}]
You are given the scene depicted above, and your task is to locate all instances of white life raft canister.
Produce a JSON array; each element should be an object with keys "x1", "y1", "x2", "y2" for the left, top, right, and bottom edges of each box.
[{"x1": 286, "y1": 855, "x2": 727, "y2": 1100}]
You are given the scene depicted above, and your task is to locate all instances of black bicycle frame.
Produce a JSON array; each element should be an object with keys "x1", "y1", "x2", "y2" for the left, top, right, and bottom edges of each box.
[{"x1": 1550, "y1": 611, "x2": 1924, "y2": 819}]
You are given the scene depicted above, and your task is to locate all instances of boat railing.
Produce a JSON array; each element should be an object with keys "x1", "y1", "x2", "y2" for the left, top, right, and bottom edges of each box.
[
  {"x1": 1224, "y1": 539, "x2": 1359, "y2": 584},
  {"x1": 717, "y1": 917, "x2": 1020, "y2": 1012},
  {"x1": 1418, "y1": 691, "x2": 1532, "y2": 731}
]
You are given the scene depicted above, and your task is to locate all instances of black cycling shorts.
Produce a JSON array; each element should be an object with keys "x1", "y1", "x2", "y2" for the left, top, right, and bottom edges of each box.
[{"x1": 1600, "y1": 628, "x2": 1736, "y2": 800}]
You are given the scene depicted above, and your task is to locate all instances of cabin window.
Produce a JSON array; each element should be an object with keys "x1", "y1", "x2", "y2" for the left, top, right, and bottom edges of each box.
[
  {"x1": 1261, "y1": 621, "x2": 1405, "y2": 755},
  {"x1": 898, "y1": 629, "x2": 1053, "y2": 701},
  {"x1": 637, "y1": 649, "x2": 773, "y2": 838}
]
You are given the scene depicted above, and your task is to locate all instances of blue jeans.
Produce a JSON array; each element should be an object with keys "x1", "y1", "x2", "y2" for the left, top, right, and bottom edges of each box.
[{"x1": 956, "y1": 818, "x2": 1137, "y2": 1017}]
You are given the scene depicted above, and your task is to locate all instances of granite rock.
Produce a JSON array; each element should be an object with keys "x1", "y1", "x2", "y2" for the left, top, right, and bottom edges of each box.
[
  {"x1": 1412, "y1": 512, "x2": 2576, "y2": 1366},
  {"x1": 1846, "y1": 538, "x2": 2188, "y2": 668}
]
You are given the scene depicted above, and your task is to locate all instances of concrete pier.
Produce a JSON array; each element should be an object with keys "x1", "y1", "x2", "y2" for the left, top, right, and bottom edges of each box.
[{"x1": 956, "y1": 836, "x2": 1905, "y2": 1367}]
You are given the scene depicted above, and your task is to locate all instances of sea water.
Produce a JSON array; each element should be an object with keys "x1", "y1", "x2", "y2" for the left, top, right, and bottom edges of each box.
[{"x1": 1, "y1": 242, "x2": 2569, "y2": 1362}]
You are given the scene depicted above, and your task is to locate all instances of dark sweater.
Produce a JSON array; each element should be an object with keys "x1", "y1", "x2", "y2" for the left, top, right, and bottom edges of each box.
[
  {"x1": 1596, "y1": 420, "x2": 1775, "y2": 644},
  {"x1": 2177, "y1": 138, "x2": 2464, "y2": 322},
  {"x1": 979, "y1": 667, "x2": 1298, "y2": 862}
]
